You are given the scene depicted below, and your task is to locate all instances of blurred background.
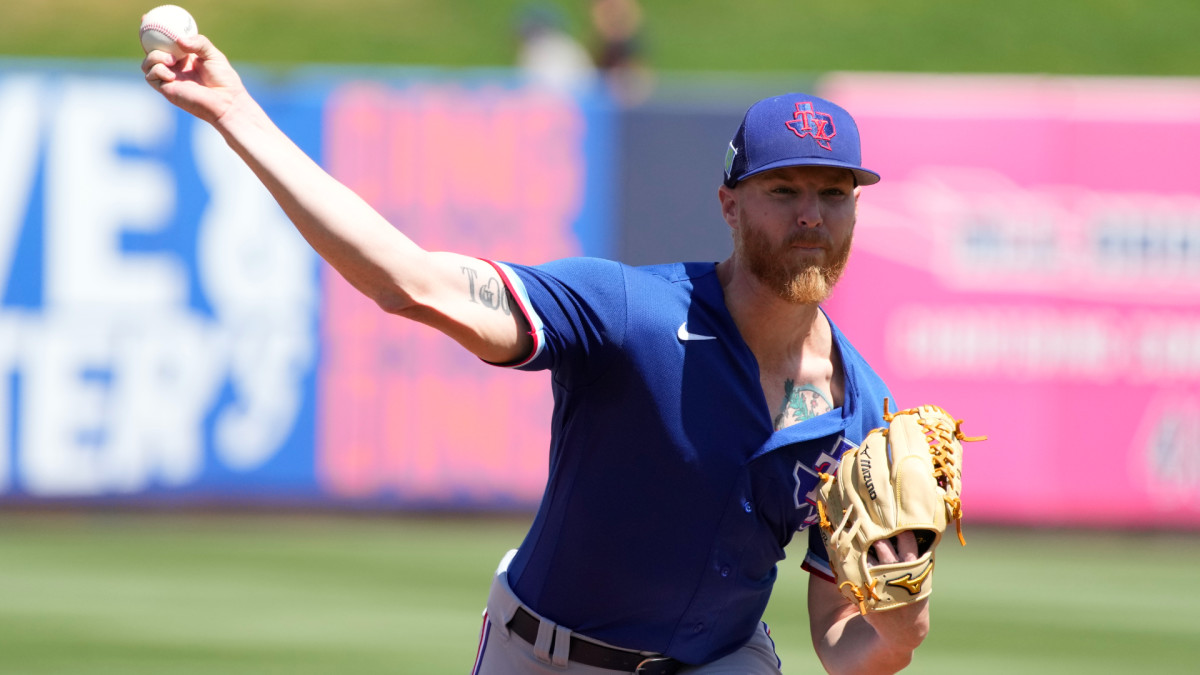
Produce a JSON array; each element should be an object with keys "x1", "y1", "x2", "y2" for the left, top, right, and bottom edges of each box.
[{"x1": 1, "y1": 0, "x2": 1199, "y2": 672}]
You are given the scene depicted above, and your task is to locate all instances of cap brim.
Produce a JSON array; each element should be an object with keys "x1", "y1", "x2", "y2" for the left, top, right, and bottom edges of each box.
[{"x1": 738, "y1": 157, "x2": 881, "y2": 186}]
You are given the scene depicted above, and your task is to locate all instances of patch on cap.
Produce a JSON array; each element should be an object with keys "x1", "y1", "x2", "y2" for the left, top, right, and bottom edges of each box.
[
  {"x1": 724, "y1": 142, "x2": 738, "y2": 179},
  {"x1": 784, "y1": 102, "x2": 836, "y2": 151}
]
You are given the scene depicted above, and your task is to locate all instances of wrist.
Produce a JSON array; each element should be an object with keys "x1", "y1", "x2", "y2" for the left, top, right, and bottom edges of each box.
[
  {"x1": 213, "y1": 90, "x2": 269, "y2": 141},
  {"x1": 863, "y1": 600, "x2": 930, "y2": 653}
]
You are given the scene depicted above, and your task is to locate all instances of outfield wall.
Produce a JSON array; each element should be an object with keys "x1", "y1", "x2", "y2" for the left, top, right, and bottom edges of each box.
[
  {"x1": 0, "y1": 61, "x2": 613, "y2": 509},
  {"x1": 820, "y1": 74, "x2": 1200, "y2": 529},
  {"x1": 1, "y1": 60, "x2": 1197, "y2": 528}
]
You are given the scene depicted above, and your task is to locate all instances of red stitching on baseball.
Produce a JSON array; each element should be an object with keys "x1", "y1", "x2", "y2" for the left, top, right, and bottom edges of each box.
[{"x1": 141, "y1": 23, "x2": 181, "y2": 42}]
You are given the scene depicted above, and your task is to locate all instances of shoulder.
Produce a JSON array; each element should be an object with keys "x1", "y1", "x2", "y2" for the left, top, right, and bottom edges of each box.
[
  {"x1": 523, "y1": 256, "x2": 627, "y2": 279},
  {"x1": 635, "y1": 261, "x2": 718, "y2": 285},
  {"x1": 629, "y1": 261, "x2": 722, "y2": 304},
  {"x1": 512, "y1": 259, "x2": 716, "y2": 298},
  {"x1": 497, "y1": 257, "x2": 628, "y2": 300}
]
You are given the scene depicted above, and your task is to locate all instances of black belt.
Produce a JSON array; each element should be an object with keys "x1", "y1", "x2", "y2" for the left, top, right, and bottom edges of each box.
[{"x1": 506, "y1": 606, "x2": 686, "y2": 675}]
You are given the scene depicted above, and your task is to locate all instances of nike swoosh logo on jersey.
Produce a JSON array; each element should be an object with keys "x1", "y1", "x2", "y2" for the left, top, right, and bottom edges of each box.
[{"x1": 677, "y1": 322, "x2": 717, "y2": 342}]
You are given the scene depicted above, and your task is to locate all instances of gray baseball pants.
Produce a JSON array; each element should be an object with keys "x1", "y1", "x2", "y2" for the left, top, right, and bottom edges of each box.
[{"x1": 471, "y1": 551, "x2": 784, "y2": 674}]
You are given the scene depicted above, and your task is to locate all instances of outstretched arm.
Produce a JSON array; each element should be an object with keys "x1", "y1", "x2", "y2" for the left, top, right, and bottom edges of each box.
[
  {"x1": 807, "y1": 534, "x2": 931, "y2": 675},
  {"x1": 142, "y1": 35, "x2": 532, "y2": 364}
]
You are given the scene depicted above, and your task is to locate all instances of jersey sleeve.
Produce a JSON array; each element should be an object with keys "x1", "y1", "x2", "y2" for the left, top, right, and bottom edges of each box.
[
  {"x1": 483, "y1": 257, "x2": 629, "y2": 381},
  {"x1": 801, "y1": 527, "x2": 836, "y2": 583}
]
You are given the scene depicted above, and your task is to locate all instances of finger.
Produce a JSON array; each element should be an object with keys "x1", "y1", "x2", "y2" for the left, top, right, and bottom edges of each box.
[
  {"x1": 146, "y1": 61, "x2": 176, "y2": 82},
  {"x1": 145, "y1": 62, "x2": 177, "y2": 86},
  {"x1": 896, "y1": 531, "x2": 919, "y2": 562},
  {"x1": 178, "y1": 34, "x2": 228, "y2": 64},
  {"x1": 871, "y1": 538, "x2": 899, "y2": 565},
  {"x1": 141, "y1": 50, "x2": 177, "y2": 75}
]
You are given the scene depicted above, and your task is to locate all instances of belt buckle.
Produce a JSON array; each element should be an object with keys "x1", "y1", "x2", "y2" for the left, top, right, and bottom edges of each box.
[{"x1": 634, "y1": 656, "x2": 680, "y2": 675}]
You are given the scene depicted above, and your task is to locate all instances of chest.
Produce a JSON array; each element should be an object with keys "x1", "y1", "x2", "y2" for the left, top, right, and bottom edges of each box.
[
  {"x1": 748, "y1": 433, "x2": 859, "y2": 544},
  {"x1": 757, "y1": 356, "x2": 844, "y2": 431}
]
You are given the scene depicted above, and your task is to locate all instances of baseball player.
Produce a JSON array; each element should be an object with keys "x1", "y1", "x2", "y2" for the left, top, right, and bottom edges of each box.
[{"x1": 144, "y1": 33, "x2": 935, "y2": 675}]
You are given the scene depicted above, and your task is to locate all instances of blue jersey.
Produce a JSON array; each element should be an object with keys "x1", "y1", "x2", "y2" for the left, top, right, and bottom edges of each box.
[{"x1": 486, "y1": 258, "x2": 893, "y2": 665}]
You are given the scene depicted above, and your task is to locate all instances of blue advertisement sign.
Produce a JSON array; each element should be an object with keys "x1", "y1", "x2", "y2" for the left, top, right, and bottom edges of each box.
[{"x1": 0, "y1": 60, "x2": 612, "y2": 506}]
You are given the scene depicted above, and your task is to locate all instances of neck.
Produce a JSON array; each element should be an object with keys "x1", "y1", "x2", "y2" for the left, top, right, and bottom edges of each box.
[{"x1": 716, "y1": 257, "x2": 829, "y2": 364}]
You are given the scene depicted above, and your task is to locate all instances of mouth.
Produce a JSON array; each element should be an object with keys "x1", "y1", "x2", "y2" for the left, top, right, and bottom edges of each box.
[
  {"x1": 786, "y1": 233, "x2": 833, "y2": 251},
  {"x1": 789, "y1": 243, "x2": 829, "y2": 254}
]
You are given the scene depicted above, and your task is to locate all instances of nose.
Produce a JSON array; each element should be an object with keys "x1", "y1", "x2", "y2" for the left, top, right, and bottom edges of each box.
[{"x1": 795, "y1": 192, "x2": 822, "y2": 229}]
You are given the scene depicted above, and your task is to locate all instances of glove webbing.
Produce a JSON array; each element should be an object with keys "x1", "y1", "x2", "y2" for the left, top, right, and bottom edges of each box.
[{"x1": 882, "y1": 399, "x2": 987, "y2": 546}]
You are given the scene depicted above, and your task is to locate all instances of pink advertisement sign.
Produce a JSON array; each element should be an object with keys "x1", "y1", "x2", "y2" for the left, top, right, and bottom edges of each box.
[
  {"x1": 317, "y1": 83, "x2": 593, "y2": 505},
  {"x1": 822, "y1": 74, "x2": 1200, "y2": 527}
]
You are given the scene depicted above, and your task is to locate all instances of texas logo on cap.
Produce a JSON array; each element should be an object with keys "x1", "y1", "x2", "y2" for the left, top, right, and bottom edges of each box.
[{"x1": 785, "y1": 102, "x2": 836, "y2": 151}]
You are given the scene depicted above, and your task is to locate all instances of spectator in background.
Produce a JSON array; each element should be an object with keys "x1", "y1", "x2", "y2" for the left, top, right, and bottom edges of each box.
[
  {"x1": 515, "y1": 3, "x2": 598, "y2": 94},
  {"x1": 589, "y1": 0, "x2": 653, "y2": 104}
]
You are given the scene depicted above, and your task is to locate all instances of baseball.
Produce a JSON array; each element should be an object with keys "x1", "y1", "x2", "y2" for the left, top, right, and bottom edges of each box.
[{"x1": 139, "y1": 5, "x2": 198, "y2": 59}]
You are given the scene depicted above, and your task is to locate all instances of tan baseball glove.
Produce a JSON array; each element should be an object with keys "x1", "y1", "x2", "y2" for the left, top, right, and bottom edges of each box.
[{"x1": 816, "y1": 400, "x2": 986, "y2": 615}]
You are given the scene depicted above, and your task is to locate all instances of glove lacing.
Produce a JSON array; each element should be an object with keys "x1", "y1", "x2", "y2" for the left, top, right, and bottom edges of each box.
[
  {"x1": 883, "y1": 399, "x2": 987, "y2": 546},
  {"x1": 818, "y1": 468, "x2": 877, "y2": 614},
  {"x1": 839, "y1": 579, "x2": 880, "y2": 616}
]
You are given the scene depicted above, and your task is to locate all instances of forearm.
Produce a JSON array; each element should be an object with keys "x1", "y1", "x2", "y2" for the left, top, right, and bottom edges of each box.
[
  {"x1": 809, "y1": 576, "x2": 929, "y2": 675},
  {"x1": 213, "y1": 92, "x2": 425, "y2": 310},
  {"x1": 143, "y1": 34, "x2": 531, "y2": 363},
  {"x1": 813, "y1": 611, "x2": 923, "y2": 675}
]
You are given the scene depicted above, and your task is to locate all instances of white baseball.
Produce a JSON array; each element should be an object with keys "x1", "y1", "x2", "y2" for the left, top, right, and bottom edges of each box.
[{"x1": 139, "y1": 5, "x2": 198, "y2": 59}]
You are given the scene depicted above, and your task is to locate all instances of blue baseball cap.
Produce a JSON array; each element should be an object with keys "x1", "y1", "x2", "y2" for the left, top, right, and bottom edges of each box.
[{"x1": 723, "y1": 93, "x2": 880, "y2": 188}]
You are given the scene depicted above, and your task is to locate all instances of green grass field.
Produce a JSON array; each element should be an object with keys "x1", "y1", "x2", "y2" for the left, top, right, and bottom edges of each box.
[
  {"x1": 3, "y1": 3, "x2": 1198, "y2": 674},
  {"x1": 3, "y1": 0, "x2": 1200, "y2": 76},
  {"x1": 1, "y1": 512, "x2": 1196, "y2": 674}
]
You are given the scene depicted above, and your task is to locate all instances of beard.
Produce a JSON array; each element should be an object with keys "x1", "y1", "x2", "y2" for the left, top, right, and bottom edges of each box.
[{"x1": 736, "y1": 224, "x2": 854, "y2": 304}]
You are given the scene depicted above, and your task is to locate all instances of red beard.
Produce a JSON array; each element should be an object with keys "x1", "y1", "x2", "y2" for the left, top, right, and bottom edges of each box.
[{"x1": 736, "y1": 225, "x2": 853, "y2": 304}]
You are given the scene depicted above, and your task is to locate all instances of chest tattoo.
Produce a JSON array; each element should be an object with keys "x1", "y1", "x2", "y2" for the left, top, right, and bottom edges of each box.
[{"x1": 773, "y1": 379, "x2": 833, "y2": 430}]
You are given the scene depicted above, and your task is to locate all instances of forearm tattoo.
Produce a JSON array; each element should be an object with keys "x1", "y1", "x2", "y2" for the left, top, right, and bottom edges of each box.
[
  {"x1": 773, "y1": 379, "x2": 833, "y2": 430},
  {"x1": 461, "y1": 266, "x2": 514, "y2": 316}
]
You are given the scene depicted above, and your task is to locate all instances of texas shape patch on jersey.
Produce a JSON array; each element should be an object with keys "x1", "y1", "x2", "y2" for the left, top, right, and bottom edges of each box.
[{"x1": 793, "y1": 435, "x2": 857, "y2": 527}]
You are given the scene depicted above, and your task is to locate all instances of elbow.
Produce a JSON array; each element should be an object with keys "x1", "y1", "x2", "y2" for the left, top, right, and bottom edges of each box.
[
  {"x1": 374, "y1": 288, "x2": 454, "y2": 337},
  {"x1": 374, "y1": 288, "x2": 418, "y2": 317},
  {"x1": 369, "y1": 279, "x2": 428, "y2": 319},
  {"x1": 336, "y1": 271, "x2": 421, "y2": 317}
]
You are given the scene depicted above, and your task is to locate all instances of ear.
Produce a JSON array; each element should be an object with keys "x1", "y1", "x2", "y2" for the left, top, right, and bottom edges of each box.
[{"x1": 718, "y1": 184, "x2": 739, "y2": 229}]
